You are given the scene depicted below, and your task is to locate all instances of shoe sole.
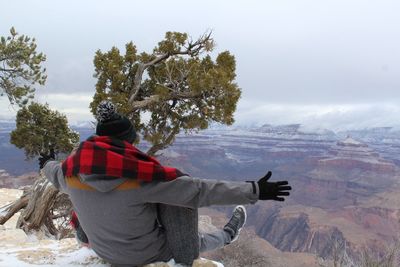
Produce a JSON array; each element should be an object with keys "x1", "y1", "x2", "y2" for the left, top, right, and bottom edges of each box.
[{"x1": 231, "y1": 205, "x2": 247, "y2": 243}]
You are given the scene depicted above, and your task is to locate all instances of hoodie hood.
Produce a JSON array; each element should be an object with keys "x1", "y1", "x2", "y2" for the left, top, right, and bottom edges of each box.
[{"x1": 78, "y1": 174, "x2": 128, "y2": 192}]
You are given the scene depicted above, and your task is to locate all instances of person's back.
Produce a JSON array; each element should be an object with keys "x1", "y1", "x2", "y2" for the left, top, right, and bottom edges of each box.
[
  {"x1": 60, "y1": 173, "x2": 171, "y2": 265},
  {"x1": 44, "y1": 161, "x2": 263, "y2": 265}
]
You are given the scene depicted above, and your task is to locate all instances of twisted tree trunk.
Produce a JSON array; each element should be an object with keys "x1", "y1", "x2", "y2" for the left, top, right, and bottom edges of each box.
[
  {"x1": 17, "y1": 177, "x2": 58, "y2": 233},
  {"x1": 0, "y1": 173, "x2": 73, "y2": 239}
]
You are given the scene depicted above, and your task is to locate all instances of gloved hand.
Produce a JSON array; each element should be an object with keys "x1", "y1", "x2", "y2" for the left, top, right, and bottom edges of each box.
[
  {"x1": 256, "y1": 171, "x2": 291, "y2": 201},
  {"x1": 38, "y1": 149, "x2": 55, "y2": 169}
]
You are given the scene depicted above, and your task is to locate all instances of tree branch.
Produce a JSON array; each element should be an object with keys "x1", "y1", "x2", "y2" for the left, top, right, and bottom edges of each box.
[
  {"x1": 0, "y1": 193, "x2": 30, "y2": 225},
  {"x1": 0, "y1": 67, "x2": 19, "y2": 73},
  {"x1": 146, "y1": 126, "x2": 180, "y2": 156},
  {"x1": 49, "y1": 211, "x2": 71, "y2": 220},
  {"x1": 185, "y1": 31, "x2": 213, "y2": 55},
  {"x1": 128, "y1": 53, "x2": 170, "y2": 105},
  {"x1": 129, "y1": 91, "x2": 201, "y2": 112},
  {"x1": 128, "y1": 31, "x2": 213, "y2": 105}
]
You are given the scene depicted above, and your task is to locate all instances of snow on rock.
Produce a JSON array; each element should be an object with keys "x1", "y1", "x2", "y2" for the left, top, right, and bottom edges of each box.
[
  {"x1": 160, "y1": 149, "x2": 181, "y2": 158},
  {"x1": 0, "y1": 188, "x2": 23, "y2": 207},
  {"x1": 0, "y1": 188, "x2": 223, "y2": 267},
  {"x1": 0, "y1": 229, "x2": 27, "y2": 244},
  {"x1": 0, "y1": 237, "x2": 108, "y2": 266},
  {"x1": 192, "y1": 259, "x2": 222, "y2": 267},
  {"x1": 0, "y1": 188, "x2": 23, "y2": 230},
  {"x1": 0, "y1": 236, "x2": 222, "y2": 267},
  {"x1": 0, "y1": 169, "x2": 10, "y2": 178},
  {"x1": 337, "y1": 136, "x2": 367, "y2": 147}
]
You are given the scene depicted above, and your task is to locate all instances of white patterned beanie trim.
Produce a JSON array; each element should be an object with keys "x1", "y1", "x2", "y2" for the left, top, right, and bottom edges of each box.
[{"x1": 96, "y1": 100, "x2": 119, "y2": 122}]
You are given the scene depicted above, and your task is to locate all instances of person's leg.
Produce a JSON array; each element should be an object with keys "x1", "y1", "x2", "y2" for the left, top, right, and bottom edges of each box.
[
  {"x1": 157, "y1": 204, "x2": 200, "y2": 265},
  {"x1": 199, "y1": 205, "x2": 247, "y2": 252},
  {"x1": 157, "y1": 204, "x2": 247, "y2": 261},
  {"x1": 198, "y1": 230, "x2": 231, "y2": 252}
]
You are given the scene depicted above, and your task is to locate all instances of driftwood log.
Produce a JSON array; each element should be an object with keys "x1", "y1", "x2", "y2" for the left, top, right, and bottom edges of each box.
[{"x1": 0, "y1": 173, "x2": 73, "y2": 239}]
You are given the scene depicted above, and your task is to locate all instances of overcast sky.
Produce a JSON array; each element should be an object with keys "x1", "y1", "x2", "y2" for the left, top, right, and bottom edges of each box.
[{"x1": 1, "y1": 0, "x2": 400, "y2": 130}]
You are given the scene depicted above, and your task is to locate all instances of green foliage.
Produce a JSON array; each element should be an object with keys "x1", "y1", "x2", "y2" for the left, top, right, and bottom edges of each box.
[
  {"x1": 0, "y1": 27, "x2": 47, "y2": 106},
  {"x1": 90, "y1": 31, "x2": 241, "y2": 154},
  {"x1": 10, "y1": 102, "x2": 79, "y2": 159}
]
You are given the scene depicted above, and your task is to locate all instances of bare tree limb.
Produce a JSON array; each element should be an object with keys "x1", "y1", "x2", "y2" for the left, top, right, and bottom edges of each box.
[
  {"x1": 129, "y1": 91, "x2": 201, "y2": 111},
  {"x1": 146, "y1": 126, "x2": 180, "y2": 156},
  {"x1": 45, "y1": 215, "x2": 58, "y2": 236},
  {"x1": 0, "y1": 193, "x2": 30, "y2": 225},
  {"x1": 49, "y1": 211, "x2": 71, "y2": 220},
  {"x1": 128, "y1": 31, "x2": 213, "y2": 105},
  {"x1": 156, "y1": 83, "x2": 176, "y2": 92},
  {"x1": 128, "y1": 53, "x2": 170, "y2": 104},
  {"x1": 0, "y1": 67, "x2": 19, "y2": 73},
  {"x1": 165, "y1": 60, "x2": 175, "y2": 89}
]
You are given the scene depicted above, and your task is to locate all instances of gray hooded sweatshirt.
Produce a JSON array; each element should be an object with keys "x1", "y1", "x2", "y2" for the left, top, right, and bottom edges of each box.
[{"x1": 43, "y1": 160, "x2": 259, "y2": 266}]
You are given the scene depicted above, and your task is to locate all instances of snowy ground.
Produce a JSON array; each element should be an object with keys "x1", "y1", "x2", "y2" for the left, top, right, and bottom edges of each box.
[
  {"x1": 0, "y1": 237, "x2": 222, "y2": 267},
  {"x1": 0, "y1": 188, "x2": 223, "y2": 267},
  {"x1": 0, "y1": 236, "x2": 108, "y2": 267}
]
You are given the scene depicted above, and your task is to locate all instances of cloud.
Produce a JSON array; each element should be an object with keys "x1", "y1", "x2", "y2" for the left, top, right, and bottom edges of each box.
[
  {"x1": 38, "y1": 93, "x2": 93, "y2": 103},
  {"x1": 0, "y1": 98, "x2": 17, "y2": 119},
  {"x1": 235, "y1": 101, "x2": 400, "y2": 130},
  {"x1": 36, "y1": 93, "x2": 94, "y2": 123},
  {"x1": 2, "y1": 93, "x2": 399, "y2": 131},
  {"x1": 2, "y1": 0, "x2": 400, "y2": 130}
]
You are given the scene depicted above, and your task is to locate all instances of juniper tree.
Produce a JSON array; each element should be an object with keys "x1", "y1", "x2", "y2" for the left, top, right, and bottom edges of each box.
[
  {"x1": 0, "y1": 27, "x2": 46, "y2": 106},
  {"x1": 6, "y1": 104, "x2": 77, "y2": 237},
  {"x1": 10, "y1": 102, "x2": 79, "y2": 158},
  {"x1": 90, "y1": 31, "x2": 241, "y2": 155},
  {"x1": 2, "y1": 103, "x2": 79, "y2": 237}
]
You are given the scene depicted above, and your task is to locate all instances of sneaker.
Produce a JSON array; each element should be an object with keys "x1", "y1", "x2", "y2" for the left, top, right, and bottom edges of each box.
[{"x1": 223, "y1": 205, "x2": 247, "y2": 244}]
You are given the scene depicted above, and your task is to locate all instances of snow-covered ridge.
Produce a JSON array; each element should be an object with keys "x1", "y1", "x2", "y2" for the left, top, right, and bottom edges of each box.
[
  {"x1": 2, "y1": 121, "x2": 400, "y2": 174},
  {"x1": 337, "y1": 137, "x2": 367, "y2": 147}
]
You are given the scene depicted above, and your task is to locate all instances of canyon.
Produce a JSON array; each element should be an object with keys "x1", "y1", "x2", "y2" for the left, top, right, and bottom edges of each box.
[{"x1": 1, "y1": 121, "x2": 400, "y2": 261}]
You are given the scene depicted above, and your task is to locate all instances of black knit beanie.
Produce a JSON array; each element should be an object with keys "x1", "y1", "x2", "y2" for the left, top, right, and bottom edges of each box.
[{"x1": 95, "y1": 101, "x2": 136, "y2": 143}]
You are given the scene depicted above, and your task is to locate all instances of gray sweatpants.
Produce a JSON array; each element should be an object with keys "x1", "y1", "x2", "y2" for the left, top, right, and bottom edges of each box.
[{"x1": 157, "y1": 204, "x2": 231, "y2": 265}]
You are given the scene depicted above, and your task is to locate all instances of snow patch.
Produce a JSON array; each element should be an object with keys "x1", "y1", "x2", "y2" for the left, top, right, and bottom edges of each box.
[
  {"x1": 338, "y1": 137, "x2": 364, "y2": 146},
  {"x1": 161, "y1": 149, "x2": 181, "y2": 158},
  {"x1": 0, "y1": 239, "x2": 224, "y2": 267}
]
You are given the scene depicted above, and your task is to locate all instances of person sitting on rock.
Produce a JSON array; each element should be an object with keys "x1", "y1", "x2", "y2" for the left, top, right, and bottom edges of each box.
[{"x1": 40, "y1": 101, "x2": 292, "y2": 267}]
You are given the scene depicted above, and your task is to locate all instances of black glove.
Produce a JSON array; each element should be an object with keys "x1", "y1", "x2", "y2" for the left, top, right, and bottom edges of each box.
[
  {"x1": 256, "y1": 171, "x2": 291, "y2": 201},
  {"x1": 38, "y1": 149, "x2": 55, "y2": 169}
]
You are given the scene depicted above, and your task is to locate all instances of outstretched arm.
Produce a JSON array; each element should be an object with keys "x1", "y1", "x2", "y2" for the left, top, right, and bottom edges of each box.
[
  {"x1": 141, "y1": 171, "x2": 291, "y2": 209},
  {"x1": 141, "y1": 176, "x2": 259, "y2": 208}
]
